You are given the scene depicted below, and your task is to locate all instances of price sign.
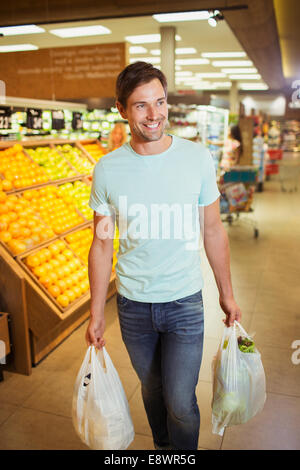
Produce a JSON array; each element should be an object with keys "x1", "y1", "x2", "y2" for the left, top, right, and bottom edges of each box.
[
  {"x1": 52, "y1": 110, "x2": 65, "y2": 130},
  {"x1": 0, "y1": 107, "x2": 12, "y2": 130},
  {"x1": 26, "y1": 109, "x2": 43, "y2": 130},
  {"x1": 72, "y1": 112, "x2": 83, "y2": 130}
]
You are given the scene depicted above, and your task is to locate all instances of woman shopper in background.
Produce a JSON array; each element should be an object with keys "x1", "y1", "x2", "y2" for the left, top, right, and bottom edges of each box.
[{"x1": 107, "y1": 122, "x2": 128, "y2": 152}]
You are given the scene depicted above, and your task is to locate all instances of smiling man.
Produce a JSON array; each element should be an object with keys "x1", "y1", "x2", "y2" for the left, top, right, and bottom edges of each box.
[{"x1": 86, "y1": 61, "x2": 241, "y2": 451}]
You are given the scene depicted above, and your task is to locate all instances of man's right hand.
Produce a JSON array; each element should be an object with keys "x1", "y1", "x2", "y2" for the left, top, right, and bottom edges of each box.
[{"x1": 85, "y1": 316, "x2": 106, "y2": 349}]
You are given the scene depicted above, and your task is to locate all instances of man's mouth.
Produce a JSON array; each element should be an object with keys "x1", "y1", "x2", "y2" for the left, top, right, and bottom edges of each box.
[{"x1": 143, "y1": 121, "x2": 161, "y2": 130}]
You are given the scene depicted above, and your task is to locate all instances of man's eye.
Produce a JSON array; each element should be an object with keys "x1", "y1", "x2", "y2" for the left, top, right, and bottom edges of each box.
[
  {"x1": 137, "y1": 104, "x2": 144, "y2": 109},
  {"x1": 158, "y1": 101, "x2": 164, "y2": 106}
]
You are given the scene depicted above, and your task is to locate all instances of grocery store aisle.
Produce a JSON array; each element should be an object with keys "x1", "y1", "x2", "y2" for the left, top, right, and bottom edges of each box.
[{"x1": 0, "y1": 174, "x2": 299, "y2": 450}]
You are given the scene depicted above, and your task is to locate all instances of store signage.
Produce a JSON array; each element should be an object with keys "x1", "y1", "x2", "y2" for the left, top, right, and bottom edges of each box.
[
  {"x1": 26, "y1": 108, "x2": 43, "y2": 130},
  {"x1": 52, "y1": 110, "x2": 65, "y2": 130},
  {"x1": 0, "y1": 42, "x2": 128, "y2": 100},
  {"x1": 0, "y1": 107, "x2": 12, "y2": 130},
  {"x1": 72, "y1": 112, "x2": 83, "y2": 130}
]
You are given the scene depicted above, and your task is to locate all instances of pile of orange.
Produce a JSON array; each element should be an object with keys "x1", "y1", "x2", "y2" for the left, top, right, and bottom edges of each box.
[
  {"x1": 0, "y1": 144, "x2": 49, "y2": 190},
  {"x1": 82, "y1": 143, "x2": 106, "y2": 162},
  {"x1": 0, "y1": 191, "x2": 55, "y2": 254},
  {"x1": 25, "y1": 185, "x2": 85, "y2": 234},
  {"x1": 65, "y1": 227, "x2": 93, "y2": 264},
  {"x1": 25, "y1": 240, "x2": 90, "y2": 308}
]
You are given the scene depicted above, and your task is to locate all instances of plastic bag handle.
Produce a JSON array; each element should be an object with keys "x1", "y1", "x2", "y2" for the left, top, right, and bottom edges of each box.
[
  {"x1": 234, "y1": 320, "x2": 252, "y2": 339},
  {"x1": 89, "y1": 345, "x2": 107, "y2": 373}
]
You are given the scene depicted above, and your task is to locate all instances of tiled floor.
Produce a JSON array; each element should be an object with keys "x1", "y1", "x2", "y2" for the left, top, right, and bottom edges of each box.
[{"x1": 0, "y1": 171, "x2": 300, "y2": 450}]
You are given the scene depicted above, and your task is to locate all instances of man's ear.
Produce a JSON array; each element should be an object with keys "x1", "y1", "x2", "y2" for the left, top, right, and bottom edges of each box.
[{"x1": 116, "y1": 101, "x2": 127, "y2": 120}]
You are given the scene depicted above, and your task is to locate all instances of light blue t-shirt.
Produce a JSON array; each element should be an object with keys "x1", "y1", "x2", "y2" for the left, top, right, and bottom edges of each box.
[{"x1": 89, "y1": 135, "x2": 220, "y2": 302}]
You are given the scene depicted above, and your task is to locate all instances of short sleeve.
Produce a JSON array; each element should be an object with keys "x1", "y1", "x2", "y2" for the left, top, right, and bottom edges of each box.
[
  {"x1": 198, "y1": 148, "x2": 220, "y2": 207},
  {"x1": 88, "y1": 161, "x2": 114, "y2": 216}
]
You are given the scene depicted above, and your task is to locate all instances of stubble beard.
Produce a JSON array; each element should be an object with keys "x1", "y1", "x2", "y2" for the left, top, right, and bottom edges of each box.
[{"x1": 132, "y1": 118, "x2": 167, "y2": 142}]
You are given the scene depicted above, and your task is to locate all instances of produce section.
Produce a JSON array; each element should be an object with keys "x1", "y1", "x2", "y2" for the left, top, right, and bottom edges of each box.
[{"x1": 0, "y1": 138, "x2": 117, "y2": 373}]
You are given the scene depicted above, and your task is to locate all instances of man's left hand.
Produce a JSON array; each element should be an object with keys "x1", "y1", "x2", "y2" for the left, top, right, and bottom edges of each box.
[{"x1": 219, "y1": 296, "x2": 242, "y2": 327}]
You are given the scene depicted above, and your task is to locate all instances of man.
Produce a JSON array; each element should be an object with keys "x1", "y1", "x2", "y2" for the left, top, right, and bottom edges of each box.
[{"x1": 86, "y1": 62, "x2": 241, "y2": 451}]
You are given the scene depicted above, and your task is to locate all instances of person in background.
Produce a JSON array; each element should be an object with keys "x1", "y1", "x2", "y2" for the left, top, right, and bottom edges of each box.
[
  {"x1": 107, "y1": 122, "x2": 128, "y2": 152},
  {"x1": 220, "y1": 124, "x2": 243, "y2": 171}
]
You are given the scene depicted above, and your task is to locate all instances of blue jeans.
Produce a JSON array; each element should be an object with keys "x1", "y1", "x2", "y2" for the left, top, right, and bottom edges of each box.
[{"x1": 116, "y1": 290, "x2": 204, "y2": 451}]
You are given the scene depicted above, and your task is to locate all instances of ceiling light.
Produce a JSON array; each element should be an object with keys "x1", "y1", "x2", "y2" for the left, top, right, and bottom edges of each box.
[
  {"x1": 0, "y1": 25, "x2": 45, "y2": 36},
  {"x1": 129, "y1": 46, "x2": 148, "y2": 54},
  {"x1": 0, "y1": 44, "x2": 38, "y2": 52},
  {"x1": 229, "y1": 74, "x2": 261, "y2": 80},
  {"x1": 202, "y1": 52, "x2": 246, "y2": 58},
  {"x1": 125, "y1": 34, "x2": 181, "y2": 44},
  {"x1": 239, "y1": 83, "x2": 269, "y2": 90},
  {"x1": 50, "y1": 25, "x2": 111, "y2": 38},
  {"x1": 208, "y1": 10, "x2": 224, "y2": 27},
  {"x1": 150, "y1": 49, "x2": 161, "y2": 56},
  {"x1": 176, "y1": 71, "x2": 194, "y2": 76},
  {"x1": 195, "y1": 73, "x2": 226, "y2": 78},
  {"x1": 212, "y1": 60, "x2": 253, "y2": 67},
  {"x1": 221, "y1": 68, "x2": 257, "y2": 74},
  {"x1": 153, "y1": 11, "x2": 211, "y2": 22},
  {"x1": 129, "y1": 57, "x2": 160, "y2": 64},
  {"x1": 175, "y1": 58, "x2": 209, "y2": 65},
  {"x1": 176, "y1": 48, "x2": 197, "y2": 55}
]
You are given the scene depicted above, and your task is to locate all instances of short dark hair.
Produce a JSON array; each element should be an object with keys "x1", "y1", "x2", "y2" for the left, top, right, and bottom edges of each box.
[{"x1": 116, "y1": 61, "x2": 168, "y2": 108}]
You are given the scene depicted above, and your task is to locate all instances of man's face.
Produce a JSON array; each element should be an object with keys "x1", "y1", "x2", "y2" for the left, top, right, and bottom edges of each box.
[{"x1": 117, "y1": 78, "x2": 168, "y2": 142}]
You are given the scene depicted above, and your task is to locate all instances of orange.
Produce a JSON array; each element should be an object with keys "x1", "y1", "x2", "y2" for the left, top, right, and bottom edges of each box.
[
  {"x1": 56, "y1": 254, "x2": 66, "y2": 264},
  {"x1": 0, "y1": 231, "x2": 12, "y2": 243},
  {"x1": 62, "y1": 249, "x2": 73, "y2": 260},
  {"x1": 56, "y1": 267, "x2": 66, "y2": 279},
  {"x1": 0, "y1": 191, "x2": 7, "y2": 203},
  {"x1": 0, "y1": 203, "x2": 8, "y2": 214},
  {"x1": 72, "y1": 285, "x2": 82, "y2": 299},
  {"x1": 65, "y1": 289, "x2": 76, "y2": 303},
  {"x1": 56, "y1": 279, "x2": 67, "y2": 293},
  {"x1": 33, "y1": 265, "x2": 47, "y2": 278},
  {"x1": 2, "y1": 179, "x2": 13, "y2": 191},
  {"x1": 64, "y1": 277, "x2": 73, "y2": 289},
  {"x1": 26, "y1": 254, "x2": 41, "y2": 268},
  {"x1": 57, "y1": 294, "x2": 69, "y2": 308},
  {"x1": 49, "y1": 243, "x2": 60, "y2": 256},
  {"x1": 39, "y1": 275, "x2": 52, "y2": 288},
  {"x1": 9, "y1": 240, "x2": 26, "y2": 254},
  {"x1": 48, "y1": 272, "x2": 58, "y2": 284},
  {"x1": 48, "y1": 285, "x2": 60, "y2": 298},
  {"x1": 0, "y1": 220, "x2": 8, "y2": 231}
]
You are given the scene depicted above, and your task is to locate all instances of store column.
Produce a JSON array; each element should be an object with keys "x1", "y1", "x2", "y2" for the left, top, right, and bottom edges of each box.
[
  {"x1": 230, "y1": 80, "x2": 239, "y2": 115},
  {"x1": 160, "y1": 27, "x2": 176, "y2": 93}
]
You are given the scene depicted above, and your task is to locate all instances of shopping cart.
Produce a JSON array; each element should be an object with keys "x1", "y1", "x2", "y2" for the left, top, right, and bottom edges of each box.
[
  {"x1": 218, "y1": 166, "x2": 259, "y2": 238},
  {"x1": 265, "y1": 149, "x2": 283, "y2": 178},
  {"x1": 278, "y1": 154, "x2": 300, "y2": 192}
]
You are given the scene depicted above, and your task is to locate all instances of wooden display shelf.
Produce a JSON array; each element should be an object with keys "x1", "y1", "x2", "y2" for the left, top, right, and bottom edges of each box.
[{"x1": 76, "y1": 139, "x2": 106, "y2": 164}]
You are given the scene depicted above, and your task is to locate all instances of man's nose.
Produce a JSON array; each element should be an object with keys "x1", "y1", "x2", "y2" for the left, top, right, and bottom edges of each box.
[{"x1": 146, "y1": 105, "x2": 158, "y2": 120}]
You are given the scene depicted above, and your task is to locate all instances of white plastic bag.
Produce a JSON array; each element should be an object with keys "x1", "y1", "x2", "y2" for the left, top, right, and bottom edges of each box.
[
  {"x1": 211, "y1": 321, "x2": 266, "y2": 436},
  {"x1": 72, "y1": 345, "x2": 134, "y2": 450}
]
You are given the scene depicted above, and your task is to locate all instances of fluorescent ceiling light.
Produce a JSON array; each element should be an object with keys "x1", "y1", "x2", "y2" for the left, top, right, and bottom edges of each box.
[
  {"x1": 175, "y1": 65, "x2": 182, "y2": 71},
  {"x1": 195, "y1": 73, "x2": 226, "y2": 78},
  {"x1": 129, "y1": 57, "x2": 160, "y2": 64},
  {"x1": 129, "y1": 46, "x2": 148, "y2": 54},
  {"x1": 150, "y1": 49, "x2": 161, "y2": 56},
  {"x1": 126, "y1": 34, "x2": 181, "y2": 44},
  {"x1": 202, "y1": 52, "x2": 246, "y2": 58},
  {"x1": 0, "y1": 25, "x2": 45, "y2": 36},
  {"x1": 212, "y1": 60, "x2": 253, "y2": 67},
  {"x1": 221, "y1": 68, "x2": 257, "y2": 74},
  {"x1": 150, "y1": 47, "x2": 197, "y2": 56},
  {"x1": 153, "y1": 11, "x2": 211, "y2": 22},
  {"x1": 50, "y1": 25, "x2": 111, "y2": 38},
  {"x1": 0, "y1": 44, "x2": 38, "y2": 52},
  {"x1": 176, "y1": 48, "x2": 197, "y2": 55},
  {"x1": 175, "y1": 58, "x2": 209, "y2": 65},
  {"x1": 239, "y1": 83, "x2": 269, "y2": 90},
  {"x1": 229, "y1": 74, "x2": 261, "y2": 80},
  {"x1": 192, "y1": 82, "x2": 232, "y2": 89},
  {"x1": 176, "y1": 71, "x2": 194, "y2": 76}
]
